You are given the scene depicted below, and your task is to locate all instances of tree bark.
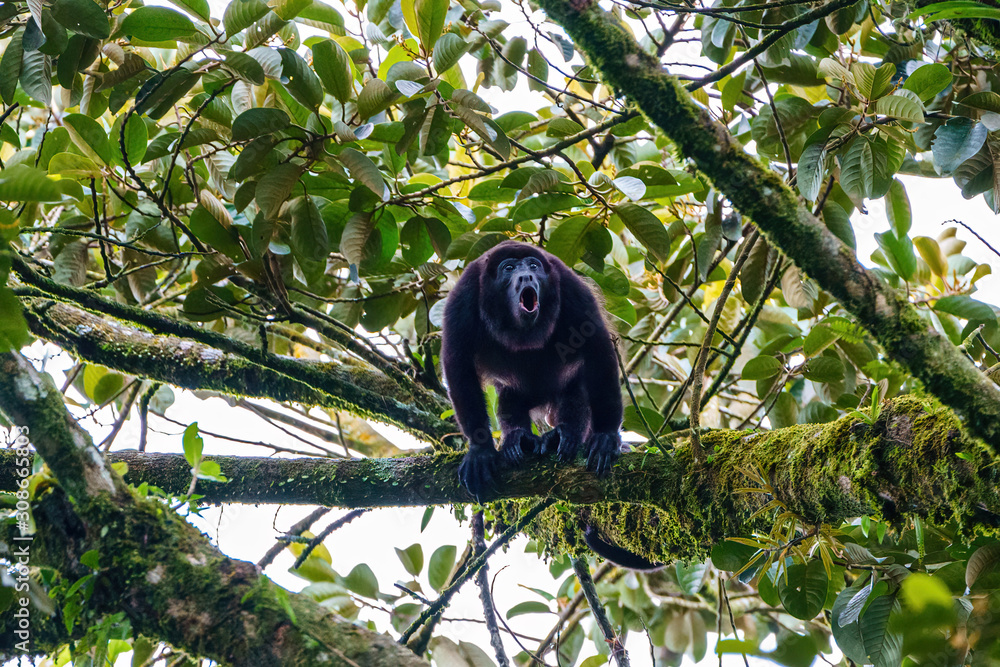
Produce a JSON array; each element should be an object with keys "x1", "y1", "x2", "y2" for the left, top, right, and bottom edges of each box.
[{"x1": 0, "y1": 352, "x2": 428, "y2": 667}]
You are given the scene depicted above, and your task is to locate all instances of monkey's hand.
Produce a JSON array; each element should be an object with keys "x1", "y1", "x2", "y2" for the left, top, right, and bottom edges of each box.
[
  {"x1": 586, "y1": 432, "x2": 621, "y2": 477},
  {"x1": 499, "y1": 428, "x2": 539, "y2": 468},
  {"x1": 540, "y1": 424, "x2": 582, "y2": 464},
  {"x1": 458, "y1": 447, "x2": 500, "y2": 500}
]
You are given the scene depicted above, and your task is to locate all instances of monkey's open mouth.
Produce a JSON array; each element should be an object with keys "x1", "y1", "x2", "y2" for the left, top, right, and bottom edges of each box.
[{"x1": 520, "y1": 287, "x2": 538, "y2": 313}]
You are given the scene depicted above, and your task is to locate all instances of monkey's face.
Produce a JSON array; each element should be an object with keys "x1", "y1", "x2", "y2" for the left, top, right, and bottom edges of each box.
[{"x1": 496, "y1": 256, "x2": 549, "y2": 328}]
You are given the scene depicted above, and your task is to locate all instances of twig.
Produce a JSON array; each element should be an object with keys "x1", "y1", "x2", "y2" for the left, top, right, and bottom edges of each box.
[
  {"x1": 258, "y1": 507, "x2": 333, "y2": 569},
  {"x1": 293, "y1": 509, "x2": 369, "y2": 569},
  {"x1": 572, "y1": 558, "x2": 629, "y2": 667},
  {"x1": 473, "y1": 512, "x2": 510, "y2": 667},
  {"x1": 399, "y1": 498, "x2": 556, "y2": 645}
]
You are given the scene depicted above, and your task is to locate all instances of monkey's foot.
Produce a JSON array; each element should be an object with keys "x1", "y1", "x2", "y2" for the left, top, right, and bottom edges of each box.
[
  {"x1": 541, "y1": 424, "x2": 582, "y2": 464},
  {"x1": 499, "y1": 428, "x2": 539, "y2": 468},
  {"x1": 586, "y1": 432, "x2": 621, "y2": 477},
  {"x1": 458, "y1": 448, "x2": 500, "y2": 501}
]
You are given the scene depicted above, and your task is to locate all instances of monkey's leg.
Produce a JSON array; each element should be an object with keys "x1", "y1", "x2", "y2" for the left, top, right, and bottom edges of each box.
[
  {"x1": 496, "y1": 387, "x2": 540, "y2": 468},
  {"x1": 540, "y1": 381, "x2": 589, "y2": 464}
]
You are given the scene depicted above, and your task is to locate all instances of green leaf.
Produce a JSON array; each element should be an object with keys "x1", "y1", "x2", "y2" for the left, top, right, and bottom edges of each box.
[
  {"x1": 232, "y1": 107, "x2": 290, "y2": 141},
  {"x1": 273, "y1": 0, "x2": 311, "y2": 20},
  {"x1": 902, "y1": 63, "x2": 952, "y2": 102},
  {"x1": 0, "y1": 165, "x2": 63, "y2": 202},
  {"x1": 223, "y1": 51, "x2": 266, "y2": 85},
  {"x1": 823, "y1": 201, "x2": 855, "y2": 249},
  {"x1": 803, "y1": 324, "x2": 840, "y2": 357},
  {"x1": 932, "y1": 118, "x2": 987, "y2": 175},
  {"x1": 339, "y1": 148, "x2": 388, "y2": 200},
  {"x1": 278, "y1": 48, "x2": 323, "y2": 109},
  {"x1": 167, "y1": 0, "x2": 211, "y2": 22},
  {"x1": 0, "y1": 30, "x2": 23, "y2": 106},
  {"x1": 290, "y1": 196, "x2": 329, "y2": 262},
  {"x1": 934, "y1": 295, "x2": 997, "y2": 323},
  {"x1": 885, "y1": 178, "x2": 911, "y2": 236},
  {"x1": 831, "y1": 577, "x2": 870, "y2": 663},
  {"x1": 506, "y1": 601, "x2": 550, "y2": 618},
  {"x1": 395, "y1": 544, "x2": 424, "y2": 576},
  {"x1": 852, "y1": 61, "x2": 894, "y2": 100},
  {"x1": 48, "y1": 152, "x2": 101, "y2": 178},
  {"x1": 414, "y1": 0, "x2": 447, "y2": 51},
  {"x1": 861, "y1": 594, "x2": 901, "y2": 667},
  {"x1": 189, "y1": 205, "x2": 243, "y2": 260},
  {"x1": 182, "y1": 422, "x2": 203, "y2": 466},
  {"x1": 742, "y1": 355, "x2": 783, "y2": 381},
  {"x1": 428, "y1": 545, "x2": 456, "y2": 592},
  {"x1": 841, "y1": 136, "x2": 874, "y2": 200},
  {"x1": 913, "y1": 236, "x2": 948, "y2": 277},
  {"x1": 777, "y1": 560, "x2": 828, "y2": 621},
  {"x1": 874, "y1": 95, "x2": 924, "y2": 123},
  {"x1": 803, "y1": 355, "x2": 844, "y2": 383},
  {"x1": 120, "y1": 7, "x2": 198, "y2": 41},
  {"x1": 357, "y1": 78, "x2": 396, "y2": 119},
  {"x1": 255, "y1": 163, "x2": 301, "y2": 218},
  {"x1": 960, "y1": 91, "x2": 1000, "y2": 113},
  {"x1": 312, "y1": 39, "x2": 354, "y2": 104},
  {"x1": 223, "y1": 0, "x2": 269, "y2": 36},
  {"x1": 50, "y1": 0, "x2": 110, "y2": 39},
  {"x1": 340, "y1": 211, "x2": 375, "y2": 266},
  {"x1": 966, "y1": 542, "x2": 1000, "y2": 587},
  {"x1": 614, "y1": 203, "x2": 671, "y2": 262},
  {"x1": 433, "y1": 32, "x2": 468, "y2": 74},
  {"x1": 909, "y1": 0, "x2": 1000, "y2": 22},
  {"x1": 64, "y1": 113, "x2": 113, "y2": 165},
  {"x1": 511, "y1": 193, "x2": 581, "y2": 222},
  {"x1": 797, "y1": 142, "x2": 827, "y2": 201},
  {"x1": 875, "y1": 230, "x2": 916, "y2": 282},
  {"x1": 19, "y1": 49, "x2": 52, "y2": 107},
  {"x1": 343, "y1": 563, "x2": 379, "y2": 598}
]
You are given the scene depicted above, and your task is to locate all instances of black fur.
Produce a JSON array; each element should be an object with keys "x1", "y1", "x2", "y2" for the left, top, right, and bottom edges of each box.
[
  {"x1": 582, "y1": 525, "x2": 664, "y2": 572},
  {"x1": 441, "y1": 240, "x2": 625, "y2": 499}
]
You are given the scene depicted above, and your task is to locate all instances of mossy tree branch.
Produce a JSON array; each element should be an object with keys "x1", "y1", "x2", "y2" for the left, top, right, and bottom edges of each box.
[
  {"x1": 533, "y1": 0, "x2": 1000, "y2": 450},
  {"x1": 2, "y1": 396, "x2": 995, "y2": 565},
  {"x1": 18, "y1": 298, "x2": 453, "y2": 444},
  {"x1": 0, "y1": 351, "x2": 428, "y2": 666}
]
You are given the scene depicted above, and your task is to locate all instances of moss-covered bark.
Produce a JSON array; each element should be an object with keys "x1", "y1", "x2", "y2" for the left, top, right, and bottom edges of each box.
[
  {"x1": 0, "y1": 351, "x2": 428, "y2": 666},
  {"x1": 3, "y1": 396, "x2": 994, "y2": 565},
  {"x1": 19, "y1": 299, "x2": 453, "y2": 444},
  {"x1": 533, "y1": 0, "x2": 1000, "y2": 451}
]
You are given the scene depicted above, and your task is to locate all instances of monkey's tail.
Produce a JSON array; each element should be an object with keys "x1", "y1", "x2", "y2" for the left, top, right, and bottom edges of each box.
[{"x1": 582, "y1": 524, "x2": 665, "y2": 571}]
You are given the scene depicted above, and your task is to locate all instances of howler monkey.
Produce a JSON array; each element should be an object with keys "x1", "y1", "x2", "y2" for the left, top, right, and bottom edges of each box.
[{"x1": 441, "y1": 240, "x2": 624, "y2": 497}]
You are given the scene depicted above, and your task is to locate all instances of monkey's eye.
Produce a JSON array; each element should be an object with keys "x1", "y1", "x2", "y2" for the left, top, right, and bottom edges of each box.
[
  {"x1": 528, "y1": 261, "x2": 539, "y2": 269},
  {"x1": 503, "y1": 264, "x2": 514, "y2": 272}
]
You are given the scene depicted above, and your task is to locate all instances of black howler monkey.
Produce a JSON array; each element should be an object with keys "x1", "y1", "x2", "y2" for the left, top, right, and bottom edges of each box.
[
  {"x1": 441, "y1": 240, "x2": 624, "y2": 496},
  {"x1": 441, "y1": 241, "x2": 661, "y2": 570}
]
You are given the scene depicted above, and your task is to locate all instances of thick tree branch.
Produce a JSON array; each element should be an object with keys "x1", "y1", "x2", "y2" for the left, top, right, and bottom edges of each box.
[
  {"x1": 534, "y1": 0, "x2": 1000, "y2": 450},
  {"x1": 17, "y1": 298, "x2": 453, "y2": 444},
  {"x1": 3, "y1": 397, "x2": 995, "y2": 564},
  {"x1": 0, "y1": 351, "x2": 428, "y2": 666}
]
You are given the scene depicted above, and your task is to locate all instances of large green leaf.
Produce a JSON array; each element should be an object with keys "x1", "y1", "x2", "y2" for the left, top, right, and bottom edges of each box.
[
  {"x1": 0, "y1": 30, "x2": 23, "y2": 105},
  {"x1": 278, "y1": 47, "x2": 323, "y2": 109},
  {"x1": 841, "y1": 136, "x2": 874, "y2": 200},
  {"x1": 852, "y1": 61, "x2": 895, "y2": 100},
  {"x1": 433, "y1": 33, "x2": 468, "y2": 74},
  {"x1": 797, "y1": 142, "x2": 827, "y2": 201},
  {"x1": 63, "y1": 113, "x2": 113, "y2": 165},
  {"x1": 356, "y1": 78, "x2": 396, "y2": 119},
  {"x1": 0, "y1": 165, "x2": 63, "y2": 202},
  {"x1": 231, "y1": 107, "x2": 291, "y2": 141},
  {"x1": 255, "y1": 163, "x2": 302, "y2": 218},
  {"x1": 120, "y1": 7, "x2": 197, "y2": 41},
  {"x1": 290, "y1": 196, "x2": 329, "y2": 262},
  {"x1": 777, "y1": 561, "x2": 829, "y2": 621},
  {"x1": 19, "y1": 48, "x2": 52, "y2": 106},
  {"x1": 875, "y1": 230, "x2": 916, "y2": 282},
  {"x1": 932, "y1": 118, "x2": 987, "y2": 174},
  {"x1": 167, "y1": 0, "x2": 211, "y2": 22},
  {"x1": 50, "y1": 0, "x2": 110, "y2": 39},
  {"x1": 223, "y1": 0, "x2": 269, "y2": 35},
  {"x1": 614, "y1": 203, "x2": 671, "y2": 262},
  {"x1": 902, "y1": 62, "x2": 952, "y2": 101},
  {"x1": 222, "y1": 51, "x2": 266, "y2": 85},
  {"x1": 414, "y1": 0, "x2": 447, "y2": 50},
  {"x1": 874, "y1": 95, "x2": 924, "y2": 123},
  {"x1": 338, "y1": 148, "x2": 388, "y2": 200},
  {"x1": 312, "y1": 39, "x2": 354, "y2": 104}
]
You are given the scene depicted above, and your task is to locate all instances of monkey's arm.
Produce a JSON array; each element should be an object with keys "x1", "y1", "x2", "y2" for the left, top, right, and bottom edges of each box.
[{"x1": 441, "y1": 271, "x2": 498, "y2": 497}]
